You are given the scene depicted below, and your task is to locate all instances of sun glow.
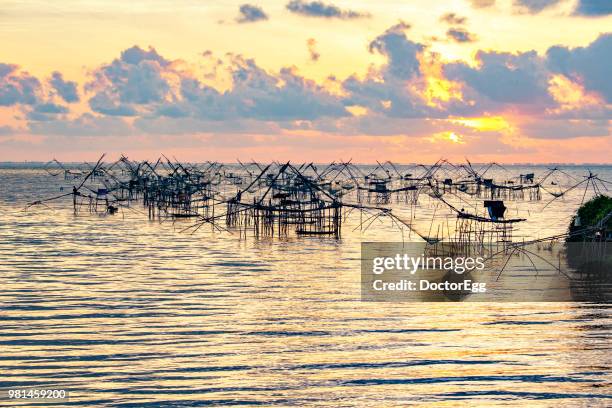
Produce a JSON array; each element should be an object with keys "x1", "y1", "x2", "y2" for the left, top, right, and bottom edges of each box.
[
  {"x1": 346, "y1": 105, "x2": 369, "y2": 117},
  {"x1": 451, "y1": 116, "x2": 511, "y2": 132},
  {"x1": 448, "y1": 132, "x2": 460, "y2": 143},
  {"x1": 429, "y1": 131, "x2": 464, "y2": 144},
  {"x1": 418, "y1": 53, "x2": 463, "y2": 107}
]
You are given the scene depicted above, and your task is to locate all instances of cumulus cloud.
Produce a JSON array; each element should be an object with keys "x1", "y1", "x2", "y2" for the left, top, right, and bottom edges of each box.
[
  {"x1": 119, "y1": 45, "x2": 169, "y2": 67},
  {"x1": 225, "y1": 58, "x2": 349, "y2": 120},
  {"x1": 236, "y1": 4, "x2": 269, "y2": 23},
  {"x1": 546, "y1": 33, "x2": 612, "y2": 103},
  {"x1": 513, "y1": 0, "x2": 561, "y2": 14},
  {"x1": 34, "y1": 103, "x2": 69, "y2": 114},
  {"x1": 574, "y1": 0, "x2": 612, "y2": 16},
  {"x1": 0, "y1": 63, "x2": 40, "y2": 106},
  {"x1": 2, "y1": 23, "x2": 610, "y2": 148},
  {"x1": 83, "y1": 46, "x2": 349, "y2": 125},
  {"x1": 367, "y1": 22, "x2": 422, "y2": 80},
  {"x1": 85, "y1": 45, "x2": 175, "y2": 116},
  {"x1": 49, "y1": 72, "x2": 79, "y2": 103},
  {"x1": 444, "y1": 50, "x2": 553, "y2": 109},
  {"x1": 286, "y1": 0, "x2": 370, "y2": 19},
  {"x1": 342, "y1": 24, "x2": 437, "y2": 119},
  {"x1": 88, "y1": 93, "x2": 138, "y2": 116},
  {"x1": 27, "y1": 102, "x2": 69, "y2": 121},
  {"x1": 0, "y1": 63, "x2": 14, "y2": 77},
  {"x1": 447, "y1": 28, "x2": 478, "y2": 43},
  {"x1": 440, "y1": 13, "x2": 467, "y2": 25}
]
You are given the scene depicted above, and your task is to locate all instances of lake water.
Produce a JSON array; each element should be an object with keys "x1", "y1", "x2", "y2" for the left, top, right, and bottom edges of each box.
[{"x1": 0, "y1": 164, "x2": 610, "y2": 407}]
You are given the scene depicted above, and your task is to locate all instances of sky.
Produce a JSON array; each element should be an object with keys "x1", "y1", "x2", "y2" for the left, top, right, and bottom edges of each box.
[{"x1": 0, "y1": 0, "x2": 611, "y2": 163}]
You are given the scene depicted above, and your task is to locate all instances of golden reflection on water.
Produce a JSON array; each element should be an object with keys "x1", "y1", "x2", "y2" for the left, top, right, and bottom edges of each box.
[{"x1": 0, "y1": 166, "x2": 610, "y2": 406}]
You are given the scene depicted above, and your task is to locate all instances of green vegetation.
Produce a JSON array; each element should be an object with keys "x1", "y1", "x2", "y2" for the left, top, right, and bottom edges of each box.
[{"x1": 567, "y1": 195, "x2": 612, "y2": 242}]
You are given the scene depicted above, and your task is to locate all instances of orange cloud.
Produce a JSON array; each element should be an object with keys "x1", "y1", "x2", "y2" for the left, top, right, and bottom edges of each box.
[
  {"x1": 417, "y1": 53, "x2": 463, "y2": 107},
  {"x1": 548, "y1": 74, "x2": 604, "y2": 111}
]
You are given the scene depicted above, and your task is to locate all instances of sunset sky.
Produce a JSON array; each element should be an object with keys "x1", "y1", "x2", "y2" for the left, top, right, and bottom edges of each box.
[{"x1": 0, "y1": 0, "x2": 611, "y2": 163}]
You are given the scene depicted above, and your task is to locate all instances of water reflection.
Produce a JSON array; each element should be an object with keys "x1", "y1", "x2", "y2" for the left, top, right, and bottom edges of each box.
[{"x1": 0, "y1": 166, "x2": 610, "y2": 406}]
